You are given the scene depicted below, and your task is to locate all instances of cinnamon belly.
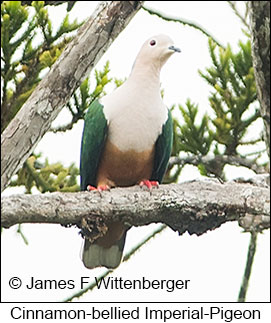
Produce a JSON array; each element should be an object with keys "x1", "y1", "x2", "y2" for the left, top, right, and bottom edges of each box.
[{"x1": 96, "y1": 140, "x2": 155, "y2": 187}]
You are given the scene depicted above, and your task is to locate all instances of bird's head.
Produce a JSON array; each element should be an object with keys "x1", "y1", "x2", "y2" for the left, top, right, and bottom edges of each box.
[{"x1": 133, "y1": 34, "x2": 181, "y2": 72}]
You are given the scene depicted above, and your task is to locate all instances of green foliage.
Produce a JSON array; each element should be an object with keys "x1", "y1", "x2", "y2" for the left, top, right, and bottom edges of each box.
[
  {"x1": 10, "y1": 154, "x2": 80, "y2": 193},
  {"x1": 199, "y1": 39, "x2": 259, "y2": 155},
  {"x1": 169, "y1": 38, "x2": 265, "y2": 180},
  {"x1": 1, "y1": 1, "x2": 83, "y2": 132},
  {"x1": 52, "y1": 61, "x2": 124, "y2": 132},
  {"x1": 93, "y1": 61, "x2": 112, "y2": 97},
  {"x1": 176, "y1": 100, "x2": 213, "y2": 155}
]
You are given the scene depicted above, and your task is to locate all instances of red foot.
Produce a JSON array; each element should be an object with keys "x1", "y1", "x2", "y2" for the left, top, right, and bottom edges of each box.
[
  {"x1": 87, "y1": 185, "x2": 110, "y2": 192},
  {"x1": 139, "y1": 180, "x2": 159, "y2": 190}
]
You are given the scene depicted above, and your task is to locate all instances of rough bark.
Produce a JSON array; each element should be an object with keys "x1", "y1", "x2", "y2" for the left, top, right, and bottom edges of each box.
[
  {"x1": 1, "y1": 180, "x2": 269, "y2": 237},
  {"x1": 1, "y1": 1, "x2": 144, "y2": 192},
  {"x1": 249, "y1": 1, "x2": 270, "y2": 161}
]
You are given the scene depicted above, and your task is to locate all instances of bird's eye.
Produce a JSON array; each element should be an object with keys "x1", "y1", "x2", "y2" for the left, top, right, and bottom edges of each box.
[{"x1": 149, "y1": 40, "x2": 156, "y2": 46}]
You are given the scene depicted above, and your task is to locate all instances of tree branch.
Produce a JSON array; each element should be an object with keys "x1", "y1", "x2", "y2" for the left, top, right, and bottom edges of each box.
[
  {"x1": 1, "y1": 1, "x2": 144, "y2": 192},
  {"x1": 1, "y1": 180, "x2": 269, "y2": 236},
  {"x1": 227, "y1": 1, "x2": 250, "y2": 29},
  {"x1": 142, "y1": 5, "x2": 225, "y2": 49},
  {"x1": 169, "y1": 155, "x2": 268, "y2": 175},
  {"x1": 249, "y1": 1, "x2": 270, "y2": 162}
]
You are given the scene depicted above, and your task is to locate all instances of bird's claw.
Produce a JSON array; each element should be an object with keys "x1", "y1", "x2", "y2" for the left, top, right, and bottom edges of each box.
[
  {"x1": 87, "y1": 185, "x2": 110, "y2": 196},
  {"x1": 139, "y1": 180, "x2": 159, "y2": 191}
]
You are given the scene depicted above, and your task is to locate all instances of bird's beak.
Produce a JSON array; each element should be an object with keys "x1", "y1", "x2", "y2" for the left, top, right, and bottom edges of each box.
[{"x1": 168, "y1": 45, "x2": 181, "y2": 53}]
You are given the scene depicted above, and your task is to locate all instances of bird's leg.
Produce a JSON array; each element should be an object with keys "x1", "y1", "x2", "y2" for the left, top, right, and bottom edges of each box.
[{"x1": 139, "y1": 180, "x2": 159, "y2": 190}]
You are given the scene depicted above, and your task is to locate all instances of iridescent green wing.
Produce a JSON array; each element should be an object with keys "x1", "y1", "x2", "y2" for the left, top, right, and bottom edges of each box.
[
  {"x1": 151, "y1": 109, "x2": 173, "y2": 183},
  {"x1": 80, "y1": 100, "x2": 108, "y2": 190}
]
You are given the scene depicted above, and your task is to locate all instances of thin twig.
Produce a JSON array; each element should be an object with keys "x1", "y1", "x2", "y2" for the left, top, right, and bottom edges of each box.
[
  {"x1": 63, "y1": 224, "x2": 166, "y2": 302},
  {"x1": 142, "y1": 5, "x2": 225, "y2": 49},
  {"x1": 16, "y1": 224, "x2": 29, "y2": 245},
  {"x1": 227, "y1": 1, "x2": 249, "y2": 29},
  {"x1": 240, "y1": 149, "x2": 267, "y2": 157},
  {"x1": 238, "y1": 231, "x2": 258, "y2": 302},
  {"x1": 63, "y1": 268, "x2": 112, "y2": 302},
  {"x1": 169, "y1": 154, "x2": 267, "y2": 174}
]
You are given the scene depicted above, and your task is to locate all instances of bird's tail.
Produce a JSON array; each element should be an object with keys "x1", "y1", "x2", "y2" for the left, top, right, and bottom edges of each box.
[{"x1": 82, "y1": 225, "x2": 127, "y2": 269}]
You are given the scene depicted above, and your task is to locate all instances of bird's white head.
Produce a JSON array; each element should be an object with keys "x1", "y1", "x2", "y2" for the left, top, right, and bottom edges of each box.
[{"x1": 132, "y1": 34, "x2": 180, "y2": 74}]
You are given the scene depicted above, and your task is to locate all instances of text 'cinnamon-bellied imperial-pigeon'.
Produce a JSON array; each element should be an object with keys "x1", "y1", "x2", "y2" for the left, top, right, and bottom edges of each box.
[{"x1": 80, "y1": 34, "x2": 180, "y2": 269}]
